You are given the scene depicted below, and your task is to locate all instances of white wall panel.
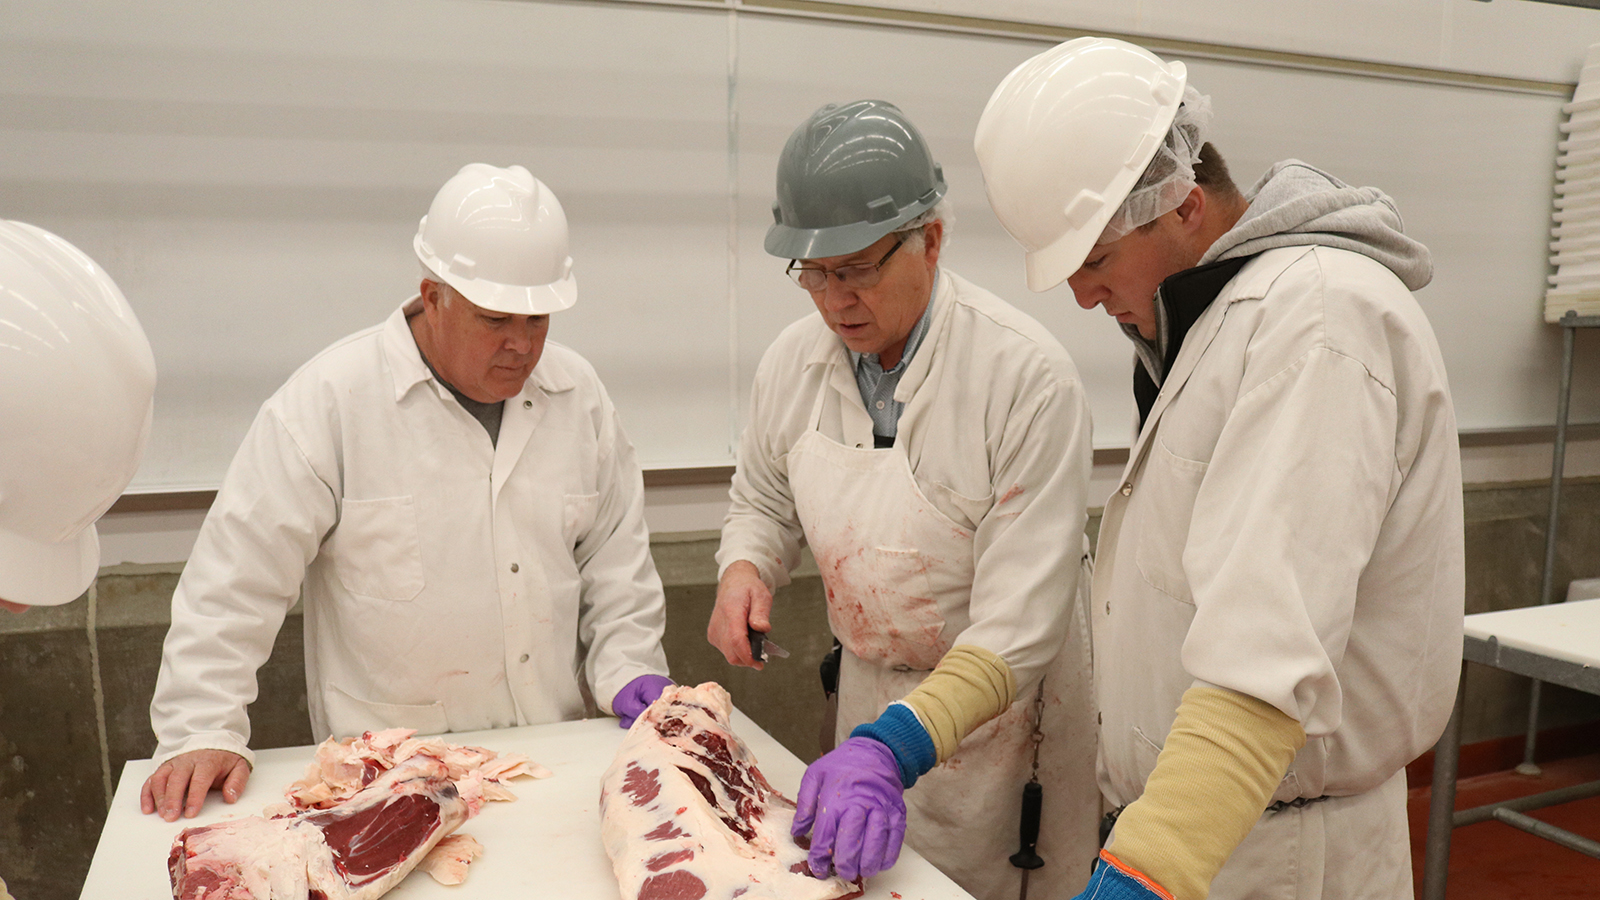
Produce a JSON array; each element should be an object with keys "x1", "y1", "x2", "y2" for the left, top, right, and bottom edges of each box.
[
  {"x1": 810, "y1": 0, "x2": 1600, "y2": 82},
  {"x1": 1, "y1": 0, "x2": 732, "y2": 488},
  {"x1": 1445, "y1": 0, "x2": 1600, "y2": 83},
  {"x1": 3, "y1": 0, "x2": 1597, "y2": 494}
]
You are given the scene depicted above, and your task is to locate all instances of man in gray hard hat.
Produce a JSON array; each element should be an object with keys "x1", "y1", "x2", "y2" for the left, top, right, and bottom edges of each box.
[{"x1": 707, "y1": 100, "x2": 1100, "y2": 899}]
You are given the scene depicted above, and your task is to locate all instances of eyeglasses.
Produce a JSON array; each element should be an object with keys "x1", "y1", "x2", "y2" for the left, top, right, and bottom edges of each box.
[{"x1": 786, "y1": 237, "x2": 904, "y2": 292}]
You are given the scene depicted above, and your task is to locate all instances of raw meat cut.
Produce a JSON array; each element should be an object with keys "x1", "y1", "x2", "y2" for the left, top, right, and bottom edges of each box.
[
  {"x1": 169, "y1": 754, "x2": 468, "y2": 900},
  {"x1": 414, "y1": 833, "x2": 483, "y2": 885},
  {"x1": 275, "y1": 727, "x2": 547, "y2": 815},
  {"x1": 169, "y1": 730, "x2": 544, "y2": 899},
  {"x1": 599, "y1": 682, "x2": 862, "y2": 900}
]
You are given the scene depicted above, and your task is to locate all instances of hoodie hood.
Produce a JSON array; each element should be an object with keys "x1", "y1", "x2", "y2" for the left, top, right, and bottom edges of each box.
[{"x1": 1200, "y1": 160, "x2": 1433, "y2": 291}]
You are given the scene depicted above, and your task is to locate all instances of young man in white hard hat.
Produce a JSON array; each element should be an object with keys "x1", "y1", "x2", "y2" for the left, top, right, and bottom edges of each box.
[
  {"x1": 707, "y1": 99, "x2": 1100, "y2": 899},
  {"x1": 976, "y1": 37, "x2": 1464, "y2": 900},
  {"x1": 0, "y1": 220, "x2": 158, "y2": 900},
  {"x1": 141, "y1": 164, "x2": 673, "y2": 821}
]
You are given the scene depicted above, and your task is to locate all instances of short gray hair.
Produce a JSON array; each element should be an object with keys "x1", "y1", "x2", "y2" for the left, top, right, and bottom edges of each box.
[
  {"x1": 894, "y1": 198, "x2": 955, "y2": 255},
  {"x1": 420, "y1": 264, "x2": 455, "y2": 306}
]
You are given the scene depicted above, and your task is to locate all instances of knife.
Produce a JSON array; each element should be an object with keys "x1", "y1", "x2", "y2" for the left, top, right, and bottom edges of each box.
[{"x1": 748, "y1": 628, "x2": 790, "y2": 663}]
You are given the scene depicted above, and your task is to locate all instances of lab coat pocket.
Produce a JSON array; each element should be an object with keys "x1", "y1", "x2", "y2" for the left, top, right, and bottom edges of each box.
[
  {"x1": 562, "y1": 491, "x2": 600, "y2": 547},
  {"x1": 324, "y1": 683, "x2": 449, "y2": 737},
  {"x1": 1133, "y1": 439, "x2": 1207, "y2": 605},
  {"x1": 924, "y1": 480, "x2": 992, "y2": 532},
  {"x1": 827, "y1": 547, "x2": 947, "y2": 670},
  {"x1": 1130, "y1": 725, "x2": 1166, "y2": 789},
  {"x1": 329, "y1": 496, "x2": 426, "y2": 602}
]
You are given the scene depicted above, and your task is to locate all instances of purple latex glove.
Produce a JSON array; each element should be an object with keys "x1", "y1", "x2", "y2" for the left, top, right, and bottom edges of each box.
[
  {"x1": 792, "y1": 736, "x2": 907, "y2": 882},
  {"x1": 613, "y1": 674, "x2": 674, "y2": 728}
]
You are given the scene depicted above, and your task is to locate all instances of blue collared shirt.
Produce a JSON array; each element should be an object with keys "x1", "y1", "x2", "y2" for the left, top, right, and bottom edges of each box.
[{"x1": 849, "y1": 272, "x2": 938, "y2": 444}]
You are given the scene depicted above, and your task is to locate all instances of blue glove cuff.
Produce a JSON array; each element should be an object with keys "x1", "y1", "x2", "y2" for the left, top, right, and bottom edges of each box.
[{"x1": 850, "y1": 702, "x2": 937, "y2": 789}]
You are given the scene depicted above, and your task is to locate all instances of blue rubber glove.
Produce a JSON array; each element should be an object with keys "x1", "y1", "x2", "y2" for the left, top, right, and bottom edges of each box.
[
  {"x1": 613, "y1": 674, "x2": 674, "y2": 728},
  {"x1": 1072, "y1": 850, "x2": 1174, "y2": 900},
  {"x1": 791, "y1": 736, "x2": 907, "y2": 882}
]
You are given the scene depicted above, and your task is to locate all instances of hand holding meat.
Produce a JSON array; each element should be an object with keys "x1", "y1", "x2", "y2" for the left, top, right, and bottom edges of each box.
[
  {"x1": 612, "y1": 674, "x2": 675, "y2": 728},
  {"x1": 792, "y1": 737, "x2": 907, "y2": 881},
  {"x1": 140, "y1": 749, "x2": 250, "y2": 821},
  {"x1": 708, "y1": 560, "x2": 772, "y2": 669}
]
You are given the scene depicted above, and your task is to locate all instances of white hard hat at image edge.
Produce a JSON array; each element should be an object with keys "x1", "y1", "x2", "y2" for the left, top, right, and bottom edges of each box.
[{"x1": 0, "y1": 220, "x2": 156, "y2": 606}]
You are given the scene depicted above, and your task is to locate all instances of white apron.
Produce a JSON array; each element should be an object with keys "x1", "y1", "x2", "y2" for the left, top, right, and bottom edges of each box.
[{"x1": 790, "y1": 386, "x2": 1099, "y2": 900}]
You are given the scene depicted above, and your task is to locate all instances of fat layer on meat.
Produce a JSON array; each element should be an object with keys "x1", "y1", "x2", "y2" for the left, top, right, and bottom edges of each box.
[
  {"x1": 599, "y1": 683, "x2": 861, "y2": 900},
  {"x1": 170, "y1": 755, "x2": 469, "y2": 900}
]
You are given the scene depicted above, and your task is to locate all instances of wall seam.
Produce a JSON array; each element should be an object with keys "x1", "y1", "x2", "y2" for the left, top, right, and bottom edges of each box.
[
  {"x1": 85, "y1": 582, "x2": 114, "y2": 812},
  {"x1": 726, "y1": 0, "x2": 743, "y2": 459}
]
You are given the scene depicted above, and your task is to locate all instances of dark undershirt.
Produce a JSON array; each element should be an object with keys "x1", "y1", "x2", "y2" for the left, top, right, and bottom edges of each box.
[
  {"x1": 1133, "y1": 255, "x2": 1256, "y2": 431},
  {"x1": 418, "y1": 350, "x2": 504, "y2": 447}
]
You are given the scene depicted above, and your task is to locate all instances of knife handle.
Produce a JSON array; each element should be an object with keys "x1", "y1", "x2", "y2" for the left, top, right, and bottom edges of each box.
[{"x1": 1009, "y1": 780, "x2": 1045, "y2": 870}]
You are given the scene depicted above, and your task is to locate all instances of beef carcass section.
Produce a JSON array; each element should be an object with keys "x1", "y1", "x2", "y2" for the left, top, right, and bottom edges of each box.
[
  {"x1": 168, "y1": 729, "x2": 542, "y2": 899},
  {"x1": 599, "y1": 683, "x2": 861, "y2": 900},
  {"x1": 169, "y1": 755, "x2": 468, "y2": 900}
]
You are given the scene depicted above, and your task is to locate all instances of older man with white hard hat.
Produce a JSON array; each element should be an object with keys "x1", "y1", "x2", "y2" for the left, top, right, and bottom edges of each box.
[
  {"x1": 975, "y1": 38, "x2": 1464, "y2": 900},
  {"x1": 142, "y1": 164, "x2": 672, "y2": 821},
  {"x1": 708, "y1": 100, "x2": 1100, "y2": 899},
  {"x1": 0, "y1": 220, "x2": 158, "y2": 900}
]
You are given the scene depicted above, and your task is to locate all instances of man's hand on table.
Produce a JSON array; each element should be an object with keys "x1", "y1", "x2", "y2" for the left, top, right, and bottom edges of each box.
[
  {"x1": 709, "y1": 560, "x2": 774, "y2": 670},
  {"x1": 140, "y1": 749, "x2": 251, "y2": 822}
]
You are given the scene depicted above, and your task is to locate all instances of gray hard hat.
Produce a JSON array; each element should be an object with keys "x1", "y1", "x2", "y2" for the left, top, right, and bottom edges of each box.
[{"x1": 765, "y1": 99, "x2": 947, "y2": 260}]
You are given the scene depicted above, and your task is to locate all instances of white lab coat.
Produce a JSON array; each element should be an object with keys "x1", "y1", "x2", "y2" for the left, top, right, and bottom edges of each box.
[
  {"x1": 151, "y1": 298, "x2": 668, "y2": 766},
  {"x1": 1094, "y1": 246, "x2": 1464, "y2": 898},
  {"x1": 719, "y1": 270, "x2": 1101, "y2": 898}
]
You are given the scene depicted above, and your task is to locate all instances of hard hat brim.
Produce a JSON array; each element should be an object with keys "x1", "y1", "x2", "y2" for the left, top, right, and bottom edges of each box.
[
  {"x1": 0, "y1": 525, "x2": 98, "y2": 607},
  {"x1": 435, "y1": 269, "x2": 578, "y2": 316},
  {"x1": 1024, "y1": 224, "x2": 1103, "y2": 293},
  {"x1": 763, "y1": 196, "x2": 941, "y2": 261}
]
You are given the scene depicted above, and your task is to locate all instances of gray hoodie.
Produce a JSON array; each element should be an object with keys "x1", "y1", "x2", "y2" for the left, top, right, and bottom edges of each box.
[{"x1": 1200, "y1": 159, "x2": 1433, "y2": 291}]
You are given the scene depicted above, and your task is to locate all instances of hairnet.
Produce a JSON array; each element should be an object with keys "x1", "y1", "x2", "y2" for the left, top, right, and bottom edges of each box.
[
  {"x1": 1096, "y1": 87, "x2": 1213, "y2": 245},
  {"x1": 893, "y1": 198, "x2": 956, "y2": 253}
]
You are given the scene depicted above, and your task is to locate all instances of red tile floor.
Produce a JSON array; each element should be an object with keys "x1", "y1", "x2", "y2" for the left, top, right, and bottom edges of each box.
[{"x1": 1407, "y1": 753, "x2": 1600, "y2": 899}]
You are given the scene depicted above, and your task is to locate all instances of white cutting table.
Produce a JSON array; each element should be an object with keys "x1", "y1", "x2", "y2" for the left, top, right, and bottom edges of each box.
[
  {"x1": 82, "y1": 710, "x2": 974, "y2": 900},
  {"x1": 1420, "y1": 598, "x2": 1600, "y2": 900}
]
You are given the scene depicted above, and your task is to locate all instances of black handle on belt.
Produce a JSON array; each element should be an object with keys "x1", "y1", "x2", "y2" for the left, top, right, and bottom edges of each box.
[
  {"x1": 819, "y1": 639, "x2": 842, "y2": 697},
  {"x1": 1009, "y1": 780, "x2": 1045, "y2": 870}
]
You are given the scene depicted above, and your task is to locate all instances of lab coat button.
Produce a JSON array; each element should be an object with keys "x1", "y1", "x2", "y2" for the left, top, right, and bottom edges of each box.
[
  {"x1": 1120, "y1": 482, "x2": 1133, "y2": 496},
  {"x1": 510, "y1": 562, "x2": 520, "y2": 573},
  {"x1": 523, "y1": 399, "x2": 532, "y2": 409},
  {"x1": 519, "y1": 653, "x2": 530, "y2": 663}
]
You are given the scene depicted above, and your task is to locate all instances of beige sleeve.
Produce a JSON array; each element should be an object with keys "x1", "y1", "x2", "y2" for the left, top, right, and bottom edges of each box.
[
  {"x1": 1109, "y1": 685, "x2": 1306, "y2": 900},
  {"x1": 898, "y1": 644, "x2": 1017, "y2": 762}
]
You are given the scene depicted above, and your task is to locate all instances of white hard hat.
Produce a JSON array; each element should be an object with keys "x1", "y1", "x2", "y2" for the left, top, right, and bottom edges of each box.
[
  {"x1": 414, "y1": 163, "x2": 578, "y2": 315},
  {"x1": 0, "y1": 221, "x2": 157, "y2": 606},
  {"x1": 975, "y1": 37, "x2": 1188, "y2": 292}
]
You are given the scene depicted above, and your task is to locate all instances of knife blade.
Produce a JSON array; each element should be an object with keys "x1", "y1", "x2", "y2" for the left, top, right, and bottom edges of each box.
[{"x1": 748, "y1": 628, "x2": 790, "y2": 663}]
